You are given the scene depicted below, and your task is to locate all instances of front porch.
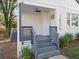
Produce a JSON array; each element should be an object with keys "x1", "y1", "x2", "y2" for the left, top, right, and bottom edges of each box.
[
  {"x1": 16, "y1": 1, "x2": 79, "y2": 59},
  {"x1": 20, "y1": 4, "x2": 57, "y2": 35},
  {"x1": 17, "y1": 3, "x2": 60, "y2": 59}
]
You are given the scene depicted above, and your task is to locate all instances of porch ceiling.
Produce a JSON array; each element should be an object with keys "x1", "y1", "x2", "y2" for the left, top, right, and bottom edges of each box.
[{"x1": 21, "y1": 4, "x2": 55, "y2": 13}]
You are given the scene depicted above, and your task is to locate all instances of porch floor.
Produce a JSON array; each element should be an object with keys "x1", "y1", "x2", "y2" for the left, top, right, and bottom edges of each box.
[{"x1": 48, "y1": 55, "x2": 68, "y2": 59}]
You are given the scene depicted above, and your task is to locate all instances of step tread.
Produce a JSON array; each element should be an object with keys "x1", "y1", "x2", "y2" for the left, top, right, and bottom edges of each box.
[
  {"x1": 36, "y1": 35, "x2": 49, "y2": 40},
  {"x1": 38, "y1": 50, "x2": 60, "y2": 58},
  {"x1": 38, "y1": 46, "x2": 57, "y2": 53},
  {"x1": 36, "y1": 39, "x2": 51, "y2": 43},
  {"x1": 37, "y1": 42, "x2": 56, "y2": 48}
]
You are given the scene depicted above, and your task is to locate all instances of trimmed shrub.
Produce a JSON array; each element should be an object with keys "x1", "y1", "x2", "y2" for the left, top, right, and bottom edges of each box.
[
  {"x1": 76, "y1": 33, "x2": 79, "y2": 40},
  {"x1": 59, "y1": 33, "x2": 73, "y2": 47},
  {"x1": 65, "y1": 33, "x2": 73, "y2": 42},
  {"x1": 59, "y1": 37, "x2": 65, "y2": 47},
  {"x1": 21, "y1": 47, "x2": 32, "y2": 59}
]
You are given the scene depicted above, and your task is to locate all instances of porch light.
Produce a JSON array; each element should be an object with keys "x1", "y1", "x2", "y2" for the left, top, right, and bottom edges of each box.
[{"x1": 35, "y1": 8, "x2": 41, "y2": 12}]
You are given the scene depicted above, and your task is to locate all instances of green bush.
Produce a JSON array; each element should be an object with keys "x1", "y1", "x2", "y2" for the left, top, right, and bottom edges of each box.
[
  {"x1": 59, "y1": 37, "x2": 65, "y2": 47},
  {"x1": 64, "y1": 46, "x2": 79, "y2": 59},
  {"x1": 0, "y1": 25, "x2": 8, "y2": 39},
  {"x1": 76, "y1": 33, "x2": 79, "y2": 40},
  {"x1": 59, "y1": 33, "x2": 73, "y2": 47},
  {"x1": 12, "y1": 20, "x2": 17, "y2": 28},
  {"x1": 21, "y1": 47, "x2": 32, "y2": 59},
  {"x1": 0, "y1": 15, "x2": 4, "y2": 21},
  {"x1": 65, "y1": 33, "x2": 73, "y2": 42}
]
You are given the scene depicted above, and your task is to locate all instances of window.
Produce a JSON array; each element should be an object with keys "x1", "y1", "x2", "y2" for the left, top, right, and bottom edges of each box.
[
  {"x1": 67, "y1": 13, "x2": 79, "y2": 27},
  {"x1": 67, "y1": 13, "x2": 70, "y2": 26},
  {"x1": 72, "y1": 14, "x2": 78, "y2": 27}
]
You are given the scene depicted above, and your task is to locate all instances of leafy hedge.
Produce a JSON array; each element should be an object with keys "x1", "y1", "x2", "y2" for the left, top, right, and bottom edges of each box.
[{"x1": 59, "y1": 33, "x2": 73, "y2": 47}]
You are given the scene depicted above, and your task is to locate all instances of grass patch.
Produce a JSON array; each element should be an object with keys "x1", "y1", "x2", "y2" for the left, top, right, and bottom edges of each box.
[{"x1": 64, "y1": 46, "x2": 79, "y2": 59}]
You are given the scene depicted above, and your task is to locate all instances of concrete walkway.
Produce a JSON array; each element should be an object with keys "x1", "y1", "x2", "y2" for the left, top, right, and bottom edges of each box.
[
  {"x1": 48, "y1": 55, "x2": 68, "y2": 59},
  {"x1": 0, "y1": 40, "x2": 10, "y2": 43}
]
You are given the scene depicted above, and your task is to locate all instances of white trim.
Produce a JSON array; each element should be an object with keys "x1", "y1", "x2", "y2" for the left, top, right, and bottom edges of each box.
[
  {"x1": 21, "y1": 0, "x2": 79, "y2": 11},
  {"x1": 67, "y1": 13, "x2": 79, "y2": 28},
  {"x1": 17, "y1": 4, "x2": 20, "y2": 58}
]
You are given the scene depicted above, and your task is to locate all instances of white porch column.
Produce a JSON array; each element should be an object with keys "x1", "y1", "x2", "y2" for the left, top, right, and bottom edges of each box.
[
  {"x1": 55, "y1": 9, "x2": 61, "y2": 33},
  {"x1": 17, "y1": 4, "x2": 19, "y2": 58},
  {"x1": 17, "y1": 3, "x2": 22, "y2": 58}
]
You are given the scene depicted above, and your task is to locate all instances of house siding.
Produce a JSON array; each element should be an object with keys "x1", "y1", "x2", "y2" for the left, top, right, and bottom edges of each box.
[
  {"x1": 17, "y1": 0, "x2": 79, "y2": 35},
  {"x1": 17, "y1": 0, "x2": 79, "y2": 10},
  {"x1": 56, "y1": 7, "x2": 79, "y2": 36},
  {"x1": 17, "y1": 0, "x2": 79, "y2": 57}
]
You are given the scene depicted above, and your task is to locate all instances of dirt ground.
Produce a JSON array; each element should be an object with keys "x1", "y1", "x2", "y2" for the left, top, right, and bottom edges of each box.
[
  {"x1": 67, "y1": 39, "x2": 79, "y2": 48},
  {"x1": 0, "y1": 41, "x2": 18, "y2": 59},
  {"x1": 61, "y1": 39, "x2": 79, "y2": 54}
]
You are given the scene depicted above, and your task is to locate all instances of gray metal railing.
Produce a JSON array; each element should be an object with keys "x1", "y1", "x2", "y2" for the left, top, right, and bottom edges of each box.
[
  {"x1": 20, "y1": 26, "x2": 60, "y2": 59},
  {"x1": 31, "y1": 27, "x2": 38, "y2": 59},
  {"x1": 49, "y1": 26, "x2": 60, "y2": 50}
]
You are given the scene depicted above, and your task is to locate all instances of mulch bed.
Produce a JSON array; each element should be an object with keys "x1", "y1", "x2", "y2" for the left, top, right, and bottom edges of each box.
[
  {"x1": 0, "y1": 41, "x2": 17, "y2": 59},
  {"x1": 60, "y1": 39, "x2": 79, "y2": 55},
  {"x1": 66, "y1": 39, "x2": 79, "y2": 48}
]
